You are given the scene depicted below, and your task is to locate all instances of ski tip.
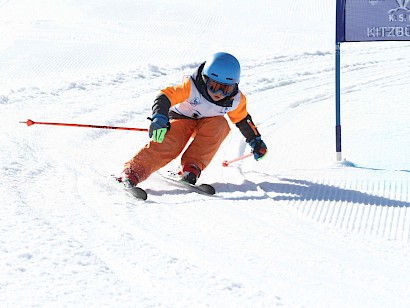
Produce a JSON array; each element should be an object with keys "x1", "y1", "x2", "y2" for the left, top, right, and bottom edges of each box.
[
  {"x1": 111, "y1": 174, "x2": 148, "y2": 200},
  {"x1": 199, "y1": 183, "x2": 216, "y2": 195},
  {"x1": 133, "y1": 187, "x2": 148, "y2": 200}
]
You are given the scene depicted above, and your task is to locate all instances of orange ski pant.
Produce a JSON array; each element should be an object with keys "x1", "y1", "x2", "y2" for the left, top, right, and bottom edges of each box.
[{"x1": 124, "y1": 116, "x2": 231, "y2": 182}]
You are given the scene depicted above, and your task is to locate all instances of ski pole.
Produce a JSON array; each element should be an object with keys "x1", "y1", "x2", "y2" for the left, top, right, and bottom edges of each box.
[
  {"x1": 222, "y1": 153, "x2": 253, "y2": 167},
  {"x1": 19, "y1": 119, "x2": 148, "y2": 132}
]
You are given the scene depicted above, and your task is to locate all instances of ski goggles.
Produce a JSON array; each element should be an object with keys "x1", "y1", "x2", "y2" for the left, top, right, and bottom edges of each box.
[{"x1": 205, "y1": 78, "x2": 236, "y2": 96}]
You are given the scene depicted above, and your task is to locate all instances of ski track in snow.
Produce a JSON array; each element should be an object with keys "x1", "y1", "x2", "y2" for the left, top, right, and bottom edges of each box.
[
  {"x1": 2, "y1": 1, "x2": 410, "y2": 307},
  {"x1": 5, "y1": 50, "x2": 410, "y2": 244},
  {"x1": 4, "y1": 48, "x2": 410, "y2": 307}
]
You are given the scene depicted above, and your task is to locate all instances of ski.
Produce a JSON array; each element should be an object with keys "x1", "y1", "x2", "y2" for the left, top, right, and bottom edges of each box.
[
  {"x1": 111, "y1": 171, "x2": 215, "y2": 201},
  {"x1": 160, "y1": 171, "x2": 216, "y2": 195},
  {"x1": 111, "y1": 175, "x2": 148, "y2": 200}
]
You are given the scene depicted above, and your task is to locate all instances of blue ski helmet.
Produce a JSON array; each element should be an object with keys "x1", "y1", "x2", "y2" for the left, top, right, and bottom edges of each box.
[{"x1": 202, "y1": 52, "x2": 241, "y2": 85}]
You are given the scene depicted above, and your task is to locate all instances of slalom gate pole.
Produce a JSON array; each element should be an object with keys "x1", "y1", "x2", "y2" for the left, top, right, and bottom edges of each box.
[
  {"x1": 19, "y1": 119, "x2": 148, "y2": 132},
  {"x1": 222, "y1": 153, "x2": 253, "y2": 167}
]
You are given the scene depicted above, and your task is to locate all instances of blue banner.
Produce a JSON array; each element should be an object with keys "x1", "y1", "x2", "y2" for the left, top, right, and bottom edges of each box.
[{"x1": 337, "y1": 0, "x2": 410, "y2": 42}]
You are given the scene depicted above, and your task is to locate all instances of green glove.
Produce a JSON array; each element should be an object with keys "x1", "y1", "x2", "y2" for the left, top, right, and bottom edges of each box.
[{"x1": 148, "y1": 114, "x2": 169, "y2": 143}]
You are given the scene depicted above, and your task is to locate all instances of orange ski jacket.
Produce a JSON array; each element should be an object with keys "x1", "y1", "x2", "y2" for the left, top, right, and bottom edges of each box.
[{"x1": 152, "y1": 63, "x2": 261, "y2": 142}]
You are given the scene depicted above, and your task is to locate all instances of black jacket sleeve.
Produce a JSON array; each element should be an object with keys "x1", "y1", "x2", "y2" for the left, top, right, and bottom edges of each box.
[
  {"x1": 152, "y1": 93, "x2": 171, "y2": 117},
  {"x1": 235, "y1": 114, "x2": 261, "y2": 143}
]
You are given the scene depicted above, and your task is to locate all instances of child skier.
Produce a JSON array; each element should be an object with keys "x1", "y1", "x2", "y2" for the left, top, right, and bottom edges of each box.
[{"x1": 120, "y1": 52, "x2": 267, "y2": 188}]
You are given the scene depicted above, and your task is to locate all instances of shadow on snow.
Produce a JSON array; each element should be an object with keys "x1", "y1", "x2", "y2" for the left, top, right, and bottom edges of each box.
[{"x1": 213, "y1": 178, "x2": 410, "y2": 207}]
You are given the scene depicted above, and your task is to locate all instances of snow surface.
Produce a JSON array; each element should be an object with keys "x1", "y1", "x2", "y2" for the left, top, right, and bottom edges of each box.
[{"x1": 2, "y1": 0, "x2": 410, "y2": 307}]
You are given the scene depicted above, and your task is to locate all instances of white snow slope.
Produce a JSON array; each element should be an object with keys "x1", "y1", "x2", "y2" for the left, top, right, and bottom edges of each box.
[{"x1": 2, "y1": 1, "x2": 410, "y2": 307}]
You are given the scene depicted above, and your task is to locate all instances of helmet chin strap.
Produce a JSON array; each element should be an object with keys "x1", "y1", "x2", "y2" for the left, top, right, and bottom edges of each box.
[{"x1": 212, "y1": 96, "x2": 234, "y2": 107}]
